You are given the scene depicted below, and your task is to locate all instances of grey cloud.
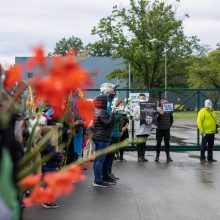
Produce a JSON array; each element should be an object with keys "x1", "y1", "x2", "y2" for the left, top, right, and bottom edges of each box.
[{"x1": 1, "y1": 0, "x2": 220, "y2": 67}]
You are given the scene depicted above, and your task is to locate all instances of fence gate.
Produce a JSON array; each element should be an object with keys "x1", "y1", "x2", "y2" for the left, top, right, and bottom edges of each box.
[{"x1": 87, "y1": 88, "x2": 220, "y2": 151}]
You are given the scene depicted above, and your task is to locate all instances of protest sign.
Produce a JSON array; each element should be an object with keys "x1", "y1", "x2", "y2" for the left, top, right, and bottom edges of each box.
[{"x1": 140, "y1": 102, "x2": 157, "y2": 126}]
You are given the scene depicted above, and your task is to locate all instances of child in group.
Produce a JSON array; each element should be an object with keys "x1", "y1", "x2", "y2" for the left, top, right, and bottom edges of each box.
[
  {"x1": 40, "y1": 138, "x2": 64, "y2": 209},
  {"x1": 83, "y1": 128, "x2": 95, "y2": 160}
]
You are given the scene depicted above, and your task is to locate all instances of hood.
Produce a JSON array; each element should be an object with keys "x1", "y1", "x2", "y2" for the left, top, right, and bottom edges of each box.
[{"x1": 94, "y1": 95, "x2": 108, "y2": 110}]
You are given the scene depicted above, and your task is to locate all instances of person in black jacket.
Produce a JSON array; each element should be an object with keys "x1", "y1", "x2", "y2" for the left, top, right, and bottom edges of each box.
[
  {"x1": 155, "y1": 98, "x2": 173, "y2": 163},
  {"x1": 92, "y1": 95, "x2": 115, "y2": 187}
]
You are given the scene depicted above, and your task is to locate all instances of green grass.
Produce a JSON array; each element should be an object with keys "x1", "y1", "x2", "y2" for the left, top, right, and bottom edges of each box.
[{"x1": 173, "y1": 111, "x2": 220, "y2": 119}]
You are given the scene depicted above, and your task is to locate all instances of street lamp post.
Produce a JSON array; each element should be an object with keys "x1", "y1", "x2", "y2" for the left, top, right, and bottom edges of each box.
[{"x1": 149, "y1": 38, "x2": 168, "y2": 98}]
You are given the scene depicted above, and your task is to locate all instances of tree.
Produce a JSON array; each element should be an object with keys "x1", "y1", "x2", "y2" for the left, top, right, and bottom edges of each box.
[
  {"x1": 50, "y1": 36, "x2": 84, "y2": 56},
  {"x1": 91, "y1": 0, "x2": 203, "y2": 88},
  {"x1": 85, "y1": 40, "x2": 113, "y2": 57},
  {"x1": 187, "y1": 47, "x2": 220, "y2": 89}
]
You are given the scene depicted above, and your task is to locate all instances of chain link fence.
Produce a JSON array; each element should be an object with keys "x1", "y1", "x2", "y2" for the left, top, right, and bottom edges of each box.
[{"x1": 87, "y1": 88, "x2": 220, "y2": 151}]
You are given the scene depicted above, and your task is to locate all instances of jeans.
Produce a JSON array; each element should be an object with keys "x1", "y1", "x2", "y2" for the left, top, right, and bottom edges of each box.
[
  {"x1": 102, "y1": 137, "x2": 120, "y2": 179},
  {"x1": 156, "y1": 129, "x2": 170, "y2": 156},
  {"x1": 201, "y1": 134, "x2": 215, "y2": 160},
  {"x1": 93, "y1": 139, "x2": 110, "y2": 182}
]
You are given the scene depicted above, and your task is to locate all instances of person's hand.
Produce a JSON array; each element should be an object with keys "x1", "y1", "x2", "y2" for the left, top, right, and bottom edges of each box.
[
  {"x1": 157, "y1": 107, "x2": 164, "y2": 115},
  {"x1": 112, "y1": 107, "x2": 116, "y2": 113},
  {"x1": 56, "y1": 123, "x2": 63, "y2": 128},
  {"x1": 74, "y1": 120, "x2": 80, "y2": 126}
]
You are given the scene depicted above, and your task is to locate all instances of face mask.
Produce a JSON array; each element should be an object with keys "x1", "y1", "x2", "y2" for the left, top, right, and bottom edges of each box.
[
  {"x1": 109, "y1": 94, "x2": 115, "y2": 100},
  {"x1": 118, "y1": 106, "x2": 124, "y2": 111}
]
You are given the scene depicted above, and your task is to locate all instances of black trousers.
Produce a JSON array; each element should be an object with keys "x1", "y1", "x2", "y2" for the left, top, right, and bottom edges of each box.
[
  {"x1": 200, "y1": 134, "x2": 215, "y2": 161},
  {"x1": 156, "y1": 129, "x2": 170, "y2": 156},
  {"x1": 102, "y1": 137, "x2": 120, "y2": 178},
  {"x1": 136, "y1": 135, "x2": 148, "y2": 159}
]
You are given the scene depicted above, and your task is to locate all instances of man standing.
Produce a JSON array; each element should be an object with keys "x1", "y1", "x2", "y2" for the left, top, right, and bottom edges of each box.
[
  {"x1": 155, "y1": 98, "x2": 173, "y2": 163},
  {"x1": 197, "y1": 99, "x2": 219, "y2": 162}
]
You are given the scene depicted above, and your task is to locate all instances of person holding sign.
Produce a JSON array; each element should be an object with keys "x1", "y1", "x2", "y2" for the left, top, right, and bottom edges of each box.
[
  {"x1": 133, "y1": 94, "x2": 157, "y2": 162},
  {"x1": 155, "y1": 98, "x2": 173, "y2": 163}
]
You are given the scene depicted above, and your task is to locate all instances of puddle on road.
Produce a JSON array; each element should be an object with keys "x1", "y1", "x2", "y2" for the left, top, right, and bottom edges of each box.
[{"x1": 197, "y1": 169, "x2": 215, "y2": 189}]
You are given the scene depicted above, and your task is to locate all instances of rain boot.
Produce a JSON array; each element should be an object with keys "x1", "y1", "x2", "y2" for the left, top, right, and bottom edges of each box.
[
  {"x1": 166, "y1": 152, "x2": 173, "y2": 163},
  {"x1": 155, "y1": 154, "x2": 159, "y2": 162}
]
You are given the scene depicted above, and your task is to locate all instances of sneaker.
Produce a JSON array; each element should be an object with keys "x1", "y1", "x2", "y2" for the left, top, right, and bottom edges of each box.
[
  {"x1": 93, "y1": 181, "x2": 110, "y2": 187},
  {"x1": 103, "y1": 177, "x2": 117, "y2": 185},
  {"x1": 42, "y1": 203, "x2": 59, "y2": 209},
  {"x1": 109, "y1": 173, "x2": 119, "y2": 181}
]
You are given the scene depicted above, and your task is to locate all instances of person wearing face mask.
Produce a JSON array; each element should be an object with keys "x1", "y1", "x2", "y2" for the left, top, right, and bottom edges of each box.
[
  {"x1": 99, "y1": 83, "x2": 120, "y2": 183},
  {"x1": 155, "y1": 98, "x2": 173, "y2": 163},
  {"x1": 133, "y1": 93, "x2": 151, "y2": 162},
  {"x1": 197, "y1": 99, "x2": 219, "y2": 162},
  {"x1": 92, "y1": 95, "x2": 115, "y2": 187},
  {"x1": 117, "y1": 101, "x2": 129, "y2": 161}
]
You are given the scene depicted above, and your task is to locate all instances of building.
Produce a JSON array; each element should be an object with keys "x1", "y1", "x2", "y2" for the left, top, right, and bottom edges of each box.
[{"x1": 15, "y1": 56, "x2": 126, "y2": 98}]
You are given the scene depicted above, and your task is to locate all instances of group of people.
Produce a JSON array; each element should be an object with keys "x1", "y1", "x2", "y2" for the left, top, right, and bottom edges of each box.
[
  {"x1": 92, "y1": 88, "x2": 220, "y2": 188},
  {"x1": 91, "y1": 87, "x2": 175, "y2": 188},
  {"x1": 1, "y1": 80, "x2": 219, "y2": 214}
]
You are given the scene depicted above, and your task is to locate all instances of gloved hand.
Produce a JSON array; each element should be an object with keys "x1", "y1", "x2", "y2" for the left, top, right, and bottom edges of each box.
[{"x1": 45, "y1": 108, "x2": 54, "y2": 117}]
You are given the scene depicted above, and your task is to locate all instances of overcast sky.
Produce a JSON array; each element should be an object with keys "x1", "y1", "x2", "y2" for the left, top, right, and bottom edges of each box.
[{"x1": 0, "y1": 0, "x2": 220, "y2": 67}]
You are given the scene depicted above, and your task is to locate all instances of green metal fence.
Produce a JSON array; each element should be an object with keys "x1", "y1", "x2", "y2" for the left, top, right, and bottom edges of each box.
[{"x1": 87, "y1": 88, "x2": 220, "y2": 151}]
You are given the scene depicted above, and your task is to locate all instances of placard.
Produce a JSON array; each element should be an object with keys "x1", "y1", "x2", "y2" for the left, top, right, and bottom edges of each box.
[
  {"x1": 162, "y1": 103, "x2": 174, "y2": 112},
  {"x1": 140, "y1": 102, "x2": 157, "y2": 126},
  {"x1": 129, "y1": 93, "x2": 149, "y2": 110}
]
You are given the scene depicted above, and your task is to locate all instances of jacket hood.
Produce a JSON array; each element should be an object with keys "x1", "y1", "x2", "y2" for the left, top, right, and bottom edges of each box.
[{"x1": 94, "y1": 95, "x2": 108, "y2": 110}]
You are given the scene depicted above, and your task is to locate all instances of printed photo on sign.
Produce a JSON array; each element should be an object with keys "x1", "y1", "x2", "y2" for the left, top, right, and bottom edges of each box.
[
  {"x1": 129, "y1": 93, "x2": 149, "y2": 110},
  {"x1": 162, "y1": 103, "x2": 174, "y2": 112},
  {"x1": 140, "y1": 102, "x2": 157, "y2": 126}
]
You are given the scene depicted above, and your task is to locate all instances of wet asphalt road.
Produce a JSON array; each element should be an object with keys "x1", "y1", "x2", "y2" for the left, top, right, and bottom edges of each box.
[{"x1": 23, "y1": 152, "x2": 220, "y2": 220}]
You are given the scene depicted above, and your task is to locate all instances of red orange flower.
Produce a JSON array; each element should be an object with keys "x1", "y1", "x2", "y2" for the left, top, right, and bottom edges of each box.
[
  {"x1": 3, "y1": 65, "x2": 22, "y2": 88},
  {"x1": 76, "y1": 99, "x2": 94, "y2": 127},
  {"x1": 19, "y1": 174, "x2": 42, "y2": 188},
  {"x1": 23, "y1": 186, "x2": 55, "y2": 207},
  {"x1": 29, "y1": 46, "x2": 93, "y2": 117},
  {"x1": 27, "y1": 45, "x2": 46, "y2": 69}
]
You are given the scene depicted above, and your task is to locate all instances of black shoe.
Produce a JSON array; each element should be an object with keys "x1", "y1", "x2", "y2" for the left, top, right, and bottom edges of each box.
[
  {"x1": 166, "y1": 157, "x2": 173, "y2": 163},
  {"x1": 200, "y1": 159, "x2": 206, "y2": 163},
  {"x1": 138, "y1": 158, "x2": 142, "y2": 162},
  {"x1": 103, "y1": 177, "x2": 116, "y2": 185},
  {"x1": 208, "y1": 159, "x2": 217, "y2": 163},
  {"x1": 109, "y1": 173, "x2": 119, "y2": 181},
  {"x1": 119, "y1": 158, "x2": 126, "y2": 162},
  {"x1": 155, "y1": 155, "x2": 159, "y2": 162},
  {"x1": 42, "y1": 203, "x2": 59, "y2": 209},
  {"x1": 93, "y1": 181, "x2": 109, "y2": 187},
  {"x1": 141, "y1": 157, "x2": 148, "y2": 162}
]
